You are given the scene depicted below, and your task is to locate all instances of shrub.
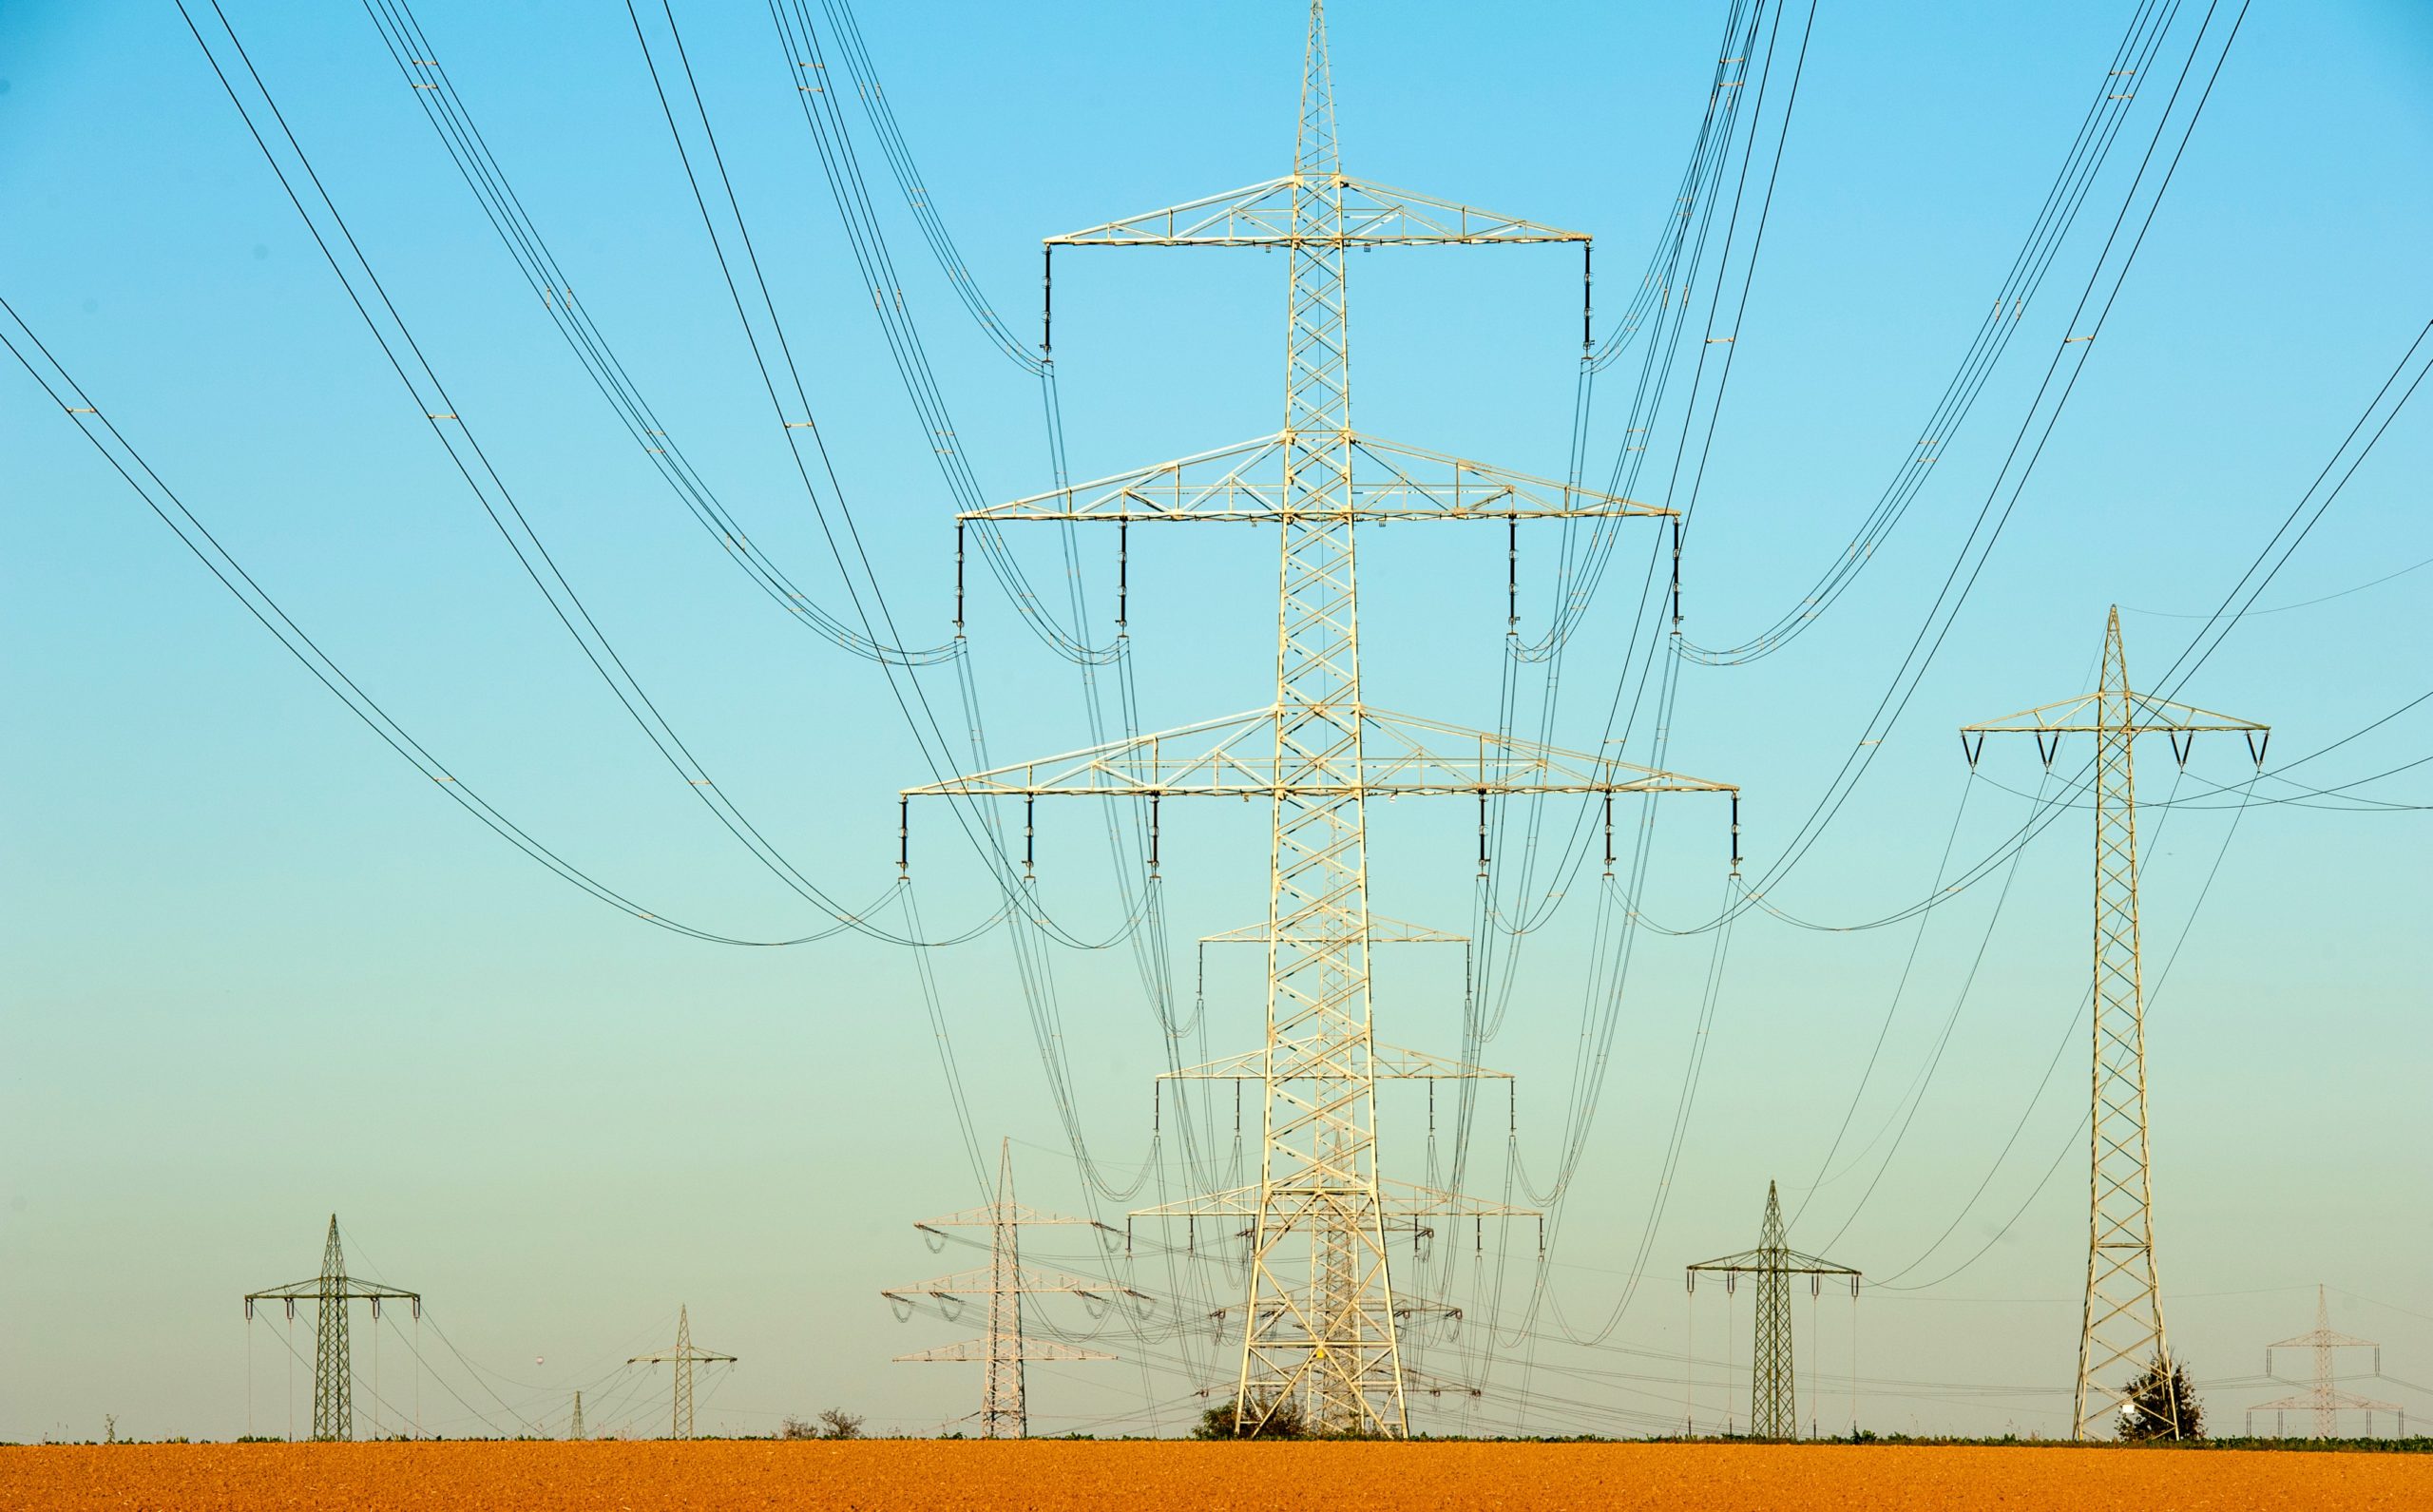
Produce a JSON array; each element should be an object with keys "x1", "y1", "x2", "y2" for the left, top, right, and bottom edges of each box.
[
  {"x1": 1192, "y1": 1391, "x2": 1309, "y2": 1440},
  {"x1": 815, "y1": 1408, "x2": 866, "y2": 1441},
  {"x1": 2118, "y1": 1354, "x2": 2205, "y2": 1442}
]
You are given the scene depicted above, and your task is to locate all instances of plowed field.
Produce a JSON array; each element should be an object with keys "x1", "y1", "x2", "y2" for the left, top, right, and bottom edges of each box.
[{"x1": 5, "y1": 1440, "x2": 2425, "y2": 1510}]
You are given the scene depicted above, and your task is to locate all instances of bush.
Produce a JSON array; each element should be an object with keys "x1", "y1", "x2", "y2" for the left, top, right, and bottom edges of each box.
[
  {"x1": 815, "y1": 1408, "x2": 866, "y2": 1441},
  {"x1": 1192, "y1": 1391, "x2": 1309, "y2": 1440},
  {"x1": 2118, "y1": 1354, "x2": 2205, "y2": 1442}
]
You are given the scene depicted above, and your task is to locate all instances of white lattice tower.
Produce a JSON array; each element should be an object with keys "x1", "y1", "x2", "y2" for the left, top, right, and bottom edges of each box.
[
  {"x1": 1261, "y1": 0, "x2": 1397, "y2": 1436},
  {"x1": 905, "y1": 0, "x2": 1738, "y2": 1437},
  {"x1": 1963, "y1": 607, "x2": 2269, "y2": 1439}
]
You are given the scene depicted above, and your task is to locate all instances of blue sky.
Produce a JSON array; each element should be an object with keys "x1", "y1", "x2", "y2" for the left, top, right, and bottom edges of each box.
[{"x1": 3, "y1": 0, "x2": 2429, "y2": 1441}]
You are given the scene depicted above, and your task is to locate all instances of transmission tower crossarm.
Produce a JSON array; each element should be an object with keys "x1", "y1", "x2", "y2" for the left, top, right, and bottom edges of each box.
[
  {"x1": 961, "y1": 431, "x2": 1668, "y2": 525},
  {"x1": 893, "y1": 1338, "x2": 1117, "y2": 1364},
  {"x1": 1044, "y1": 174, "x2": 1588, "y2": 248},
  {"x1": 1960, "y1": 691, "x2": 2268, "y2": 735},
  {"x1": 915, "y1": 1205, "x2": 1111, "y2": 1234},
  {"x1": 1686, "y1": 1249, "x2": 1860, "y2": 1279},
  {"x1": 1160, "y1": 1041, "x2": 1509, "y2": 1081},
  {"x1": 1133, "y1": 1177, "x2": 1535, "y2": 1227},
  {"x1": 883, "y1": 1265, "x2": 1145, "y2": 1300},
  {"x1": 243, "y1": 1278, "x2": 422, "y2": 1307},
  {"x1": 1200, "y1": 912, "x2": 1466, "y2": 947},
  {"x1": 903, "y1": 705, "x2": 1734, "y2": 801}
]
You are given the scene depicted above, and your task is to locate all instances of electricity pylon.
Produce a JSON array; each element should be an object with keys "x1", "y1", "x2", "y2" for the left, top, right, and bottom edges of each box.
[
  {"x1": 2248, "y1": 1286, "x2": 2403, "y2": 1438},
  {"x1": 243, "y1": 1214, "x2": 420, "y2": 1442},
  {"x1": 884, "y1": 1139, "x2": 1138, "y2": 1438},
  {"x1": 569, "y1": 1390, "x2": 584, "y2": 1442},
  {"x1": 628, "y1": 1306, "x2": 736, "y2": 1440},
  {"x1": 1962, "y1": 606, "x2": 2269, "y2": 1440},
  {"x1": 1686, "y1": 1182, "x2": 1859, "y2": 1440},
  {"x1": 904, "y1": 1, "x2": 1735, "y2": 1436}
]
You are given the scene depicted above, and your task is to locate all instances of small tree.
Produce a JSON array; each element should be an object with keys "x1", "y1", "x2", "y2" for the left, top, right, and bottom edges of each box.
[
  {"x1": 1191, "y1": 1390, "x2": 1309, "y2": 1441},
  {"x1": 815, "y1": 1408, "x2": 865, "y2": 1441},
  {"x1": 777, "y1": 1416, "x2": 818, "y2": 1441},
  {"x1": 2117, "y1": 1354, "x2": 2204, "y2": 1442}
]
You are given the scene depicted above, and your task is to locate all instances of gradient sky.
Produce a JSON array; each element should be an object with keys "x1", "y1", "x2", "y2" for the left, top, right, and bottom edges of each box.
[{"x1": 4, "y1": 0, "x2": 2429, "y2": 1443}]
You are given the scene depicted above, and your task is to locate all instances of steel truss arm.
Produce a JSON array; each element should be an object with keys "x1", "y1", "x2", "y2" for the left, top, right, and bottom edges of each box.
[
  {"x1": 893, "y1": 1337, "x2": 1116, "y2": 1364},
  {"x1": 883, "y1": 1265, "x2": 1146, "y2": 1300},
  {"x1": 1199, "y1": 913, "x2": 1464, "y2": 947},
  {"x1": 903, "y1": 704, "x2": 1734, "y2": 801},
  {"x1": 1046, "y1": 174, "x2": 1588, "y2": 248},
  {"x1": 962, "y1": 431, "x2": 1665, "y2": 525},
  {"x1": 1963, "y1": 691, "x2": 2270, "y2": 768},
  {"x1": 915, "y1": 1204, "x2": 1113, "y2": 1234},
  {"x1": 1686, "y1": 1247, "x2": 1862, "y2": 1279},
  {"x1": 1133, "y1": 1177, "x2": 1536, "y2": 1230},
  {"x1": 1160, "y1": 1042, "x2": 1507, "y2": 1081},
  {"x1": 244, "y1": 1278, "x2": 421, "y2": 1322}
]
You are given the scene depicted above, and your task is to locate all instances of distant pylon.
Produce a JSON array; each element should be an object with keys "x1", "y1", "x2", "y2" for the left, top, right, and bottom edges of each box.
[
  {"x1": 1963, "y1": 607, "x2": 2270, "y2": 1439},
  {"x1": 628, "y1": 1305, "x2": 736, "y2": 1440},
  {"x1": 884, "y1": 1139, "x2": 1137, "y2": 1438},
  {"x1": 569, "y1": 1390, "x2": 584, "y2": 1442},
  {"x1": 244, "y1": 1215, "x2": 421, "y2": 1442},
  {"x1": 2248, "y1": 1286, "x2": 2402, "y2": 1438},
  {"x1": 1686, "y1": 1182, "x2": 1859, "y2": 1439}
]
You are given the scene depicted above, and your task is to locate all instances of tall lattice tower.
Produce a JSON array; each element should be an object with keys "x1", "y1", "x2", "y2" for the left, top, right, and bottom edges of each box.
[
  {"x1": 883, "y1": 1139, "x2": 1134, "y2": 1437},
  {"x1": 1686, "y1": 1181, "x2": 1859, "y2": 1439},
  {"x1": 1963, "y1": 607, "x2": 2268, "y2": 1439},
  {"x1": 244, "y1": 1215, "x2": 421, "y2": 1442},
  {"x1": 628, "y1": 1305, "x2": 736, "y2": 1440},
  {"x1": 2248, "y1": 1286, "x2": 2403, "y2": 1438},
  {"x1": 907, "y1": 1, "x2": 1735, "y2": 1435}
]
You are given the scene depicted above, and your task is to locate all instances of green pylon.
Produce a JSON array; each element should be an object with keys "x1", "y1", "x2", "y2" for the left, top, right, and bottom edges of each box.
[
  {"x1": 314, "y1": 1215, "x2": 354, "y2": 1442},
  {"x1": 244, "y1": 1215, "x2": 421, "y2": 1443},
  {"x1": 1686, "y1": 1181, "x2": 1862, "y2": 1441},
  {"x1": 1749, "y1": 1185, "x2": 1795, "y2": 1440}
]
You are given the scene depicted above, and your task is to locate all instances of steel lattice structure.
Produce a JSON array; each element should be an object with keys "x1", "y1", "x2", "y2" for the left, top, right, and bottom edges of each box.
[
  {"x1": 1686, "y1": 1182, "x2": 1859, "y2": 1440},
  {"x1": 2247, "y1": 1286, "x2": 2403, "y2": 1438},
  {"x1": 244, "y1": 1215, "x2": 420, "y2": 1443},
  {"x1": 628, "y1": 1305, "x2": 735, "y2": 1441},
  {"x1": 1963, "y1": 607, "x2": 2268, "y2": 1439},
  {"x1": 885, "y1": 1139, "x2": 1136, "y2": 1438},
  {"x1": 904, "y1": 1, "x2": 1734, "y2": 1436}
]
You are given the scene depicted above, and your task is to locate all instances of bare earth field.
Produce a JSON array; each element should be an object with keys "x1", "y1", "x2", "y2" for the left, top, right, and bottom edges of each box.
[{"x1": 5, "y1": 1440, "x2": 2427, "y2": 1511}]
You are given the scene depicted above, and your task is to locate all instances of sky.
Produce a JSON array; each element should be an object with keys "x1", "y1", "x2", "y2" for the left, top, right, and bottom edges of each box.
[{"x1": 3, "y1": 0, "x2": 2429, "y2": 1444}]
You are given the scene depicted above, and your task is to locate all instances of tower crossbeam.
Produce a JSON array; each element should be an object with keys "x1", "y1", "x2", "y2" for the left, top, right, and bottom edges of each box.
[
  {"x1": 961, "y1": 432, "x2": 1663, "y2": 524},
  {"x1": 906, "y1": 705, "x2": 1734, "y2": 801}
]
